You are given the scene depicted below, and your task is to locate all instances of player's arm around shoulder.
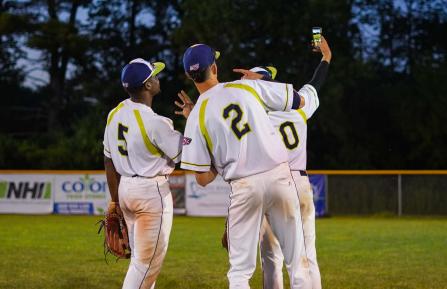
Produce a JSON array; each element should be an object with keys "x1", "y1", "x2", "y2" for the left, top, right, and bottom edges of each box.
[{"x1": 230, "y1": 74, "x2": 295, "y2": 112}]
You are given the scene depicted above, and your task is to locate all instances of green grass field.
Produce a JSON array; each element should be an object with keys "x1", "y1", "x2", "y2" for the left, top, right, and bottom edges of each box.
[{"x1": 0, "y1": 215, "x2": 446, "y2": 289}]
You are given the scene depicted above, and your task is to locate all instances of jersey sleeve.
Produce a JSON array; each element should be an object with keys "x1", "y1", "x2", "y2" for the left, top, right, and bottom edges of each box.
[
  {"x1": 150, "y1": 117, "x2": 183, "y2": 163},
  {"x1": 180, "y1": 111, "x2": 212, "y2": 172},
  {"x1": 103, "y1": 123, "x2": 111, "y2": 158},
  {"x1": 298, "y1": 84, "x2": 319, "y2": 120},
  {"x1": 250, "y1": 79, "x2": 294, "y2": 112}
]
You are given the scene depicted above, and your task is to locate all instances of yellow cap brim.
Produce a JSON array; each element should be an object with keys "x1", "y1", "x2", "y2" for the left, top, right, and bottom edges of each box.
[
  {"x1": 215, "y1": 51, "x2": 220, "y2": 60},
  {"x1": 150, "y1": 62, "x2": 165, "y2": 77},
  {"x1": 266, "y1": 66, "x2": 277, "y2": 80}
]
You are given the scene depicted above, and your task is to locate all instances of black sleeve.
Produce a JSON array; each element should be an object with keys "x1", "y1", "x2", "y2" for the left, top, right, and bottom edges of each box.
[
  {"x1": 292, "y1": 90, "x2": 301, "y2": 109},
  {"x1": 308, "y1": 60, "x2": 330, "y2": 92}
]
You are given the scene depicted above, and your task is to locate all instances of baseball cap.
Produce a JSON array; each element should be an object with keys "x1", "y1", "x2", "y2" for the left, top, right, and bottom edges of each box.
[
  {"x1": 249, "y1": 66, "x2": 277, "y2": 80},
  {"x1": 121, "y1": 58, "x2": 165, "y2": 88},
  {"x1": 183, "y1": 44, "x2": 220, "y2": 75}
]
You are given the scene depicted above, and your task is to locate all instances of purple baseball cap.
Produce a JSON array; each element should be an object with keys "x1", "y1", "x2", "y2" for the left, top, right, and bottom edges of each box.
[
  {"x1": 121, "y1": 58, "x2": 165, "y2": 88},
  {"x1": 182, "y1": 44, "x2": 220, "y2": 75}
]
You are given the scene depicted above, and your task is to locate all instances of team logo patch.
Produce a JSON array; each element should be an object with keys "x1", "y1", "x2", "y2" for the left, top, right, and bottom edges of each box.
[
  {"x1": 190, "y1": 63, "x2": 200, "y2": 71},
  {"x1": 182, "y1": 137, "x2": 192, "y2": 145}
]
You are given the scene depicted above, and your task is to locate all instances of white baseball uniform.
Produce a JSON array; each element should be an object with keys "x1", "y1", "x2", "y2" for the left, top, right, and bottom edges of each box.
[
  {"x1": 181, "y1": 79, "x2": 315, "y2": 289},
  {"x1": 261, "y1": 84, "x2": 321, "y2": 289},
  {"x1": 104, "y1": 98, "x2": 182, "y2": 289}
]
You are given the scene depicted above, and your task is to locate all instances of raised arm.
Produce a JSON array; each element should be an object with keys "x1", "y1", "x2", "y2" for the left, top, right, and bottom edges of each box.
[
  {"x1": 308, "y1": 36, "x2": 331, "y2": 92},
  {"x1": 233, "y1": 37, "x2": 332, "y2": 110}
]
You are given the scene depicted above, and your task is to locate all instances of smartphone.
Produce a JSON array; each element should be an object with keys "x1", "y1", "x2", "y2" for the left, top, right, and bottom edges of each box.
[{"x1": 312, "y1": 27, "x2": 322, "y2": 48}]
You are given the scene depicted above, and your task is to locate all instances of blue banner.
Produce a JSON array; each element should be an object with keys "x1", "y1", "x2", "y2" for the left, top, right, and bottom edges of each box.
[
  {"x1": 53, "y1": 202, "x2": 94, "y2": 215},
  {"x1": 309, "y1": 175, "x2": 327, "y2": 217}
]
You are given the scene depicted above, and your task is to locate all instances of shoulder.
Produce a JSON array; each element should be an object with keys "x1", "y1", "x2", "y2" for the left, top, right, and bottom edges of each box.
[
  {"x1": 106, "y1": 100, "x2": 127, "y2": 125},
  {"x1": 151, "y1": 113, "x2": 174, "y2": 128}
]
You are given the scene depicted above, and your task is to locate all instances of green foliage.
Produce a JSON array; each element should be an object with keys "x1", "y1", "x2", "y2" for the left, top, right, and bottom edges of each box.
[
  {"x1": 1, "y1": 0, "x2": 446, "y2": 169},
  {"x1": 0, "y1": 111, "x2": 104, "y2": 169}
]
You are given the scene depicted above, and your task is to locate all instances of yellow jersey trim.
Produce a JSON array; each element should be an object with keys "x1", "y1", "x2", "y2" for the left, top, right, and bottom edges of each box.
[
  {"x1": 133, "y1": 109, "x2": 162, "y2": 156},
  {"x1": 297, "y1": 109, "x2": 307, "y2": 124},
  {"x1": 181, "y1": 161, "x2": 211, "y2": 167},
  {"x1": 199, "y1": 99, "x2": 213, "y2": 152},
  {"x1": 224, "y1": 83, "x2": 267, "y2": 109},
  {"x1": 107, "y1": 102, "x2": 125, "y2": 125},
  {"x1": 170, "y1": 150, "x2": 182, "y2": 161},
  {"x1": 283, "y1": 84, "x2": 289, "y2": 111}
]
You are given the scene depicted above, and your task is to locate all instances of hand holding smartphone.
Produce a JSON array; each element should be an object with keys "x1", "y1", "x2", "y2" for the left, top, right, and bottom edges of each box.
[{"x1": 312, "y1": 27, "x2": 322, "y2": 50}]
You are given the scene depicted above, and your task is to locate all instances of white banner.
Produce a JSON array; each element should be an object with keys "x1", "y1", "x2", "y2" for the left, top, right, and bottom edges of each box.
[
  {"x1": 54, "y1": 174, "x2": 110, "y2": 215},
  {"x1": 185, "y1": 174, "x2": 231, "y2": 216},
  {"x1": 0, "y1": 174, "x2": 54, "y2": 214}
]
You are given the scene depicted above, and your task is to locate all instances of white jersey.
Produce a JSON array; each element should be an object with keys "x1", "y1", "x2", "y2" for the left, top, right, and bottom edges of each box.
[
  {"x1": 180, "y1": 79, "x2": 317, "y2": 181},
  {"x1": 103, "y1": 98, "x2": 183, "y2": 177},
  {"x1": 268, "y1": 84, "x2": 319, "y2": 171}
]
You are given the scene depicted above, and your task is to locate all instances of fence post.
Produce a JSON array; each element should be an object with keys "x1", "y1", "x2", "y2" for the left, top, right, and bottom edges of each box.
[
  {"x1": 398, "y1": 174, "x2": 402, "y2": 216},
  {"x1": 325, "y1": 174, "x2": 329, "y2": 215}
]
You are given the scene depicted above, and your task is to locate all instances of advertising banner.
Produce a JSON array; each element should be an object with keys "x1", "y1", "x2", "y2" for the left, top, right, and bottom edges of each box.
[
  {"x1": 169, "y1": 174, "x2": 186, "y2": 214},
  {"x1": 185, "y1": 173, "x2": 327, "y2": 217},
  {"x1": 0, "y1": 171, "x2": 327, "y2": 217},
  {"x1": 309, "y1": 174, "x2": 327, "y2": 217},
  {"x1": 185, "y1": 174, "x2": 230, "y2": 216},
  {"x1": 53, "y1": 174, "x2": 109, "y2": 215},
  {"x1": 0, "y1": 174, "x2": 54, "y2": 214}
]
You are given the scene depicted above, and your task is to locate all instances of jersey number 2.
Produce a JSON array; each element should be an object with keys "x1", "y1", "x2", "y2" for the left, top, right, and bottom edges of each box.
[
  {"x1": 118, "y1": 123, "x2": 129, "y2": 156},
  {"x1": 279, "y1": 121, "x2": 299, "y2": 150},
  {"x1": 223, "y1": 104, "x2": 251, "y2": 140}
]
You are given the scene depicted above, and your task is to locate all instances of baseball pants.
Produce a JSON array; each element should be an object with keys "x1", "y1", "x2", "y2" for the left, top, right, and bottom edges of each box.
[
  {"x1": 118, "y1": 175, "x2": 173, "y2": 289},
  {"x1": 227, "y1": 163, "x2": 311, "y2": 289},
  {"x1": 260, "y1": 172, "x2": 321, "y2": 289}
]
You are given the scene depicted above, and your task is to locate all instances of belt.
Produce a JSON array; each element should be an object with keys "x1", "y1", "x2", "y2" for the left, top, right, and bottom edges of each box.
[
  {"x1": 131, "y1": 174, "x2": 168, "y2": 179},
  {"x1": 292, "y1": 170, "x2": 308, "y2": 176}
]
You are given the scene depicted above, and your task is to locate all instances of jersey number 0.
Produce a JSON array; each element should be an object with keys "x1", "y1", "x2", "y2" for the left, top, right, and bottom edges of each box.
[
  {"x1": 279, "y1": 121, "x2": 299, "y2": 150},
  {"x1": 223, "y1": 104, "x2": 251, "y2": 140}
]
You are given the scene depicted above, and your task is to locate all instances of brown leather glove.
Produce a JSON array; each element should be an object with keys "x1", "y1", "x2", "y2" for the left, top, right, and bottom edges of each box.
[{"x1": 98, "y1": 202, "x2": 131, "y2": 259}]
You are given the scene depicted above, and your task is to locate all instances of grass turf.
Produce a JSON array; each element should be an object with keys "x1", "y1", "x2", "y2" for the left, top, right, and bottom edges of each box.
[{"x1": 0, "y1": 215, "x2": 446, "y2": 289}]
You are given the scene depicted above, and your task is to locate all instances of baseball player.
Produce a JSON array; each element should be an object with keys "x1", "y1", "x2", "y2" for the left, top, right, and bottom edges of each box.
[
  {"x1": 103, "y1": 58, "x2": 183, "y2": 289},
  {"x1": 236, "y1": 37, "x2": 332, "y2": 289},
  {"x1": 178, "y1": 44, "x2": 317, "y2": 289}
]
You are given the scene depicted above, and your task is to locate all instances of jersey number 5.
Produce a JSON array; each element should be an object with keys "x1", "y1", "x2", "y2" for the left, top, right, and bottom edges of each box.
[
  {"x1": 223, "y1": 104, "x2": 251, "y2": 140},
  {"x1": 118, "y1": 123, "x2": 129, "y2": 156},
  {"x1": 279, "y1": 121, "x2": 299, "y2": 150}
]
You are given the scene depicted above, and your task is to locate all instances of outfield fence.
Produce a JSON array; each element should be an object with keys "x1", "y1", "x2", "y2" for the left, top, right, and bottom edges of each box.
[
  {"x1": 311, "y1": 170, "x2": 447, "y2": 216},
  {"x1": 0, "y1": 170, "x2": 446, "y2": 216}
]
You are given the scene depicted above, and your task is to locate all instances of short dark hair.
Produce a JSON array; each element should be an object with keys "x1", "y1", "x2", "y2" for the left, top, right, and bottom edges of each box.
[
  {"x1": 124, "y1": 85, "x2": 144, "y2": 96},
  {"x1": 188, "y1": 66, "x2": 211, "y2": 83}
]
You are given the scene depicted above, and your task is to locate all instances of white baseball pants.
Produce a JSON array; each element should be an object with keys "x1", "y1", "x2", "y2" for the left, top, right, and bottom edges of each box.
[
  {"x1": 227, "y1": 163, "x2": 311, "y2": 289},
  {"x1": 260, "y1": 172, "x2": 321, "y2": 289},
  {"x1": 118, "y1": 175, "x2": 173, "y2": 289}
]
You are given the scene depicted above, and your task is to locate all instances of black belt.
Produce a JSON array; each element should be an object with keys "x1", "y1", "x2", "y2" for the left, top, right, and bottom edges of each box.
[
  {"x1": 131, "y1": 174, "x2": 168, "y2": 179},
  {"x1": 292, "y1": 170, "x2": 308, "y2": 176}
]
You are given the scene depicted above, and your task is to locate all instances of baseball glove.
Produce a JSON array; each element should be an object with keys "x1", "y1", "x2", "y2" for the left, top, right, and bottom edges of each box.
[{"x1": 98, "y1": 202, "x2": 131, "y2": 259}]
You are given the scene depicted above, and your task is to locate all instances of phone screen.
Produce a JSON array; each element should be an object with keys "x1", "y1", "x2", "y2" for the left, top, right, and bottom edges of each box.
[{"x1": 312, "y1": 27, "x2": 322, "y2": 47}]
